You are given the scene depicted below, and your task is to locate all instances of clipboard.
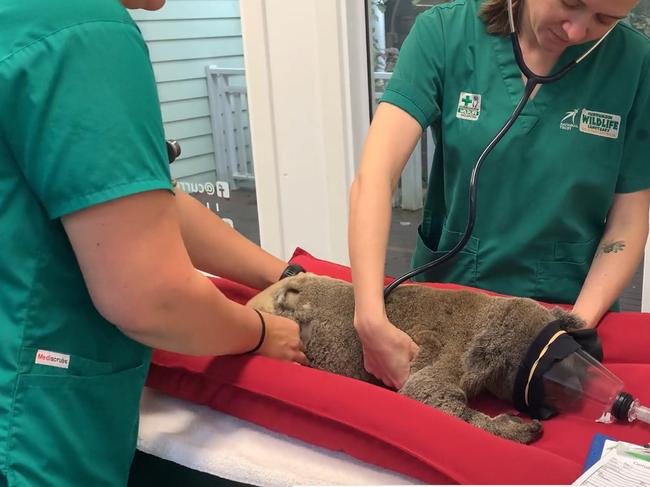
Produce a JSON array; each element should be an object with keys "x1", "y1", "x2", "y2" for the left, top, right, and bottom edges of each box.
[{"x1": 583, "y1": 433, "x2": 615, "y2": 471}]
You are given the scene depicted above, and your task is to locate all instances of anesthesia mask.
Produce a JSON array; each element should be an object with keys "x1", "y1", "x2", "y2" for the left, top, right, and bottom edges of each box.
[{"x1": 512, "y1": 320, "x2": 650, "y2": 426}]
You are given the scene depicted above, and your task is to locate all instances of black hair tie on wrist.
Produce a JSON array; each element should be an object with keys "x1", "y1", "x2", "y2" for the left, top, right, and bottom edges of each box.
[{"x1": 248, "y1": 309, "x2": 266, "y2": 354}]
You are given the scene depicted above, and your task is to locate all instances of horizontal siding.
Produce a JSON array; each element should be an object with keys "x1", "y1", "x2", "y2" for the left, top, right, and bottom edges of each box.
[
  {"x1": 162, "y1": 97, "x2": 211, "y2": 122},
  {"x1": 164, "y1": 112, "x2": 249, "y2": 138},
  {"x1": 152, "y1": 55, "x2": 243, "y2": 83},
  {"x1": 174, "y1": 134, "x2": 214, "y2": 159},
  {"x1": 130, "y1": 1, "x2": 240, "y2": 20},
  {"x1": 138, "y1": 18, "x2": 241, "y2": 41},
  {"x1": 165, "y1": 117, "x2": 213, "y2": 140},
  {"x1": 170, "y1": 154, "x2": 217, "y2": 179},
  {"x1": 147, "y1": 37, "x2": 243, "y2": 63},
  {"x1": 133, "y1": 0, "x2": 245, "y2": 180},
  {"x1": 157, "y1": 78, "x2": 208, "y2": 102}
]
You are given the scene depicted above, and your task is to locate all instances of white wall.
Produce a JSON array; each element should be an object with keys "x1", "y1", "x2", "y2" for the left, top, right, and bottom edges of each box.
[
  {"x1": 239, "y1": 0, "x2": 370, "y2": 263},
  {"x1": 131, "y1": 0, "x2": 246, "y2": 184}
]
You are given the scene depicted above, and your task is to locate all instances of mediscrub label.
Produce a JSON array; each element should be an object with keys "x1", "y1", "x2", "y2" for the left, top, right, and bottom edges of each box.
[
  {"x1": 579, "y1": 109, "x2": 621, "y2": 139},
  {"x1": 35, "y1": 350, "x2": 70, "y2": 369}
]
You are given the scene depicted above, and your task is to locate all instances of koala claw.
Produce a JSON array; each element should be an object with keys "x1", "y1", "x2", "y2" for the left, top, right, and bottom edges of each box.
[{"x1": 489, "y1": 414, "x2": 543, "y2": 444}]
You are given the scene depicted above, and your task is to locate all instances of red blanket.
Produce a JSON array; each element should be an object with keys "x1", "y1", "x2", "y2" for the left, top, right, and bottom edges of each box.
[{"x1": 146, "y1": 248, "x2": 650, "y2": 485}]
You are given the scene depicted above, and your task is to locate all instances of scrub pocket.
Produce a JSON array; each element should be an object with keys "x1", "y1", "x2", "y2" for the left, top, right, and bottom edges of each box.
[
  {"x1": 412, "y1": 224, "x2": 478, "y2": 286},
  {"x1": 534, "y1": 240, "x2": 596, "y2": 304},
  {"x1": 6, "y1": 348, "x2": 148, "y2": 487}
]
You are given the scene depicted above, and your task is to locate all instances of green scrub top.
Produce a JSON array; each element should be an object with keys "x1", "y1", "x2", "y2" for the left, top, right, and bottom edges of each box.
[
  {"x1": 382, "y1": 0, "x2": 650, "y2": 304},
  {"x1": 0, "y1": 0, "x2": 173, "y2": 485}
]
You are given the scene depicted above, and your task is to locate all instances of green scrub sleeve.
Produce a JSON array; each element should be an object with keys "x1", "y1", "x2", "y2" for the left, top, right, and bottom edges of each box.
[
  {"x1": 3, "y1": 20, "x2": 172, "y2": 219},
  {"x1": 380, "y1": 9, "x2": 445, "y2": 130},
  {"x1": 616, "y1": 48, "x2": 650, "y2": 193}
]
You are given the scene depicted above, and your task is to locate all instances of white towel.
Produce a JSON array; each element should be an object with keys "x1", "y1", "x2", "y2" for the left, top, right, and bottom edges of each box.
[{"x1": 138, "y1": 387, "x2": 419, "y2": 486}]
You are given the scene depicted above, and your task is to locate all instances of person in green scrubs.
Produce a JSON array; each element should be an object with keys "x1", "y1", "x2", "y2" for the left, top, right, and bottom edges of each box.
[
  {"x1": 0, "y1": 0, "x2": 306, "y2": 485},
  {"x1": 348, "y1": 0, "x2": 650, "y2": 390}
]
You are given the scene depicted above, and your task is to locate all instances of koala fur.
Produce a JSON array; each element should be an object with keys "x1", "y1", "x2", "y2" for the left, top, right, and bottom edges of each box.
[{"x1": 247, "y1": 273, "x2": 584, "y2": 444}]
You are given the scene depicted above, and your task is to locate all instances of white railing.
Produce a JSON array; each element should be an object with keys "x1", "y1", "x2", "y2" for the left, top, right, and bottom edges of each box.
[
  {"x1": 206, "y1": 67, "x2": 433, "y2": 208},
  {"x1": 206, "y1": 66, "x2": 254, "y2": 190}
]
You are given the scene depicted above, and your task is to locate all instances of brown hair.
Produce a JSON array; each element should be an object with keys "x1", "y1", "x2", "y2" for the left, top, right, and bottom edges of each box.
[{"x1": 479, "y1": 0, "x2": 522, "y2": 36}]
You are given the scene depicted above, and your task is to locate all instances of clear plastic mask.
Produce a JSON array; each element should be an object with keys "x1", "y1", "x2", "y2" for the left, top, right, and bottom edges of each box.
[{"x1": 541, "y1": 349, "x2": 624, "y2": 422}]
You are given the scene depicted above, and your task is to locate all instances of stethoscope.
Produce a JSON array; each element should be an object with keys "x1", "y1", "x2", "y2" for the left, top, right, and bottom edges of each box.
[
  {"x1": 383, "y1": 0, "x2": 618, "y2": 299},
  {"x1": 166, "y1": 139, "x2": 181, "y2": 163}
]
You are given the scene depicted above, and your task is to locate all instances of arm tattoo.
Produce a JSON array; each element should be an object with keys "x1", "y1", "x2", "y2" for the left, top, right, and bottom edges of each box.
[{"x1": 597, "y1": 240, "x2": 626, "y2": 256}]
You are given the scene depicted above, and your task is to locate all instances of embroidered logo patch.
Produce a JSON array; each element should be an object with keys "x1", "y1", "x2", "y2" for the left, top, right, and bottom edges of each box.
[
  {"x1": 560, "y1": 108, "x2": 580, "y2": 131},
  {"x1": 579, "y1": 109, "x2": 621, "y2": 139},
  {"x1": 457, "y1": 92, "x2": 481, "y2": 121},
  {"x1": 35, "y1": 350, "x2": 70, "y2": 369}
]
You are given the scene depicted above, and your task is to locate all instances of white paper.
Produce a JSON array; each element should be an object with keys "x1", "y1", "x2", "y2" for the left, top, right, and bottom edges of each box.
[{"x1": 573, "y1": 443, "x2": 650, "y2": 486}]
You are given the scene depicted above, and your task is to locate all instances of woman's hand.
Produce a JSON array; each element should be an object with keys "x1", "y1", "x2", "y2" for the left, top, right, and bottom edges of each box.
[
  {"x1": 256, "y1": 312, "x2": 307, "y2": 364},
  {"x1": 347, "y1": 102, "x2": 423, "y2": 389},
  {"x1": 355, "y1": 315, "x2": 419, "y2": 390}
]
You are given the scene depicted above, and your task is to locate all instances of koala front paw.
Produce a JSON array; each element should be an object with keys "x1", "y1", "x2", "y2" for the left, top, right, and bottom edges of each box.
[{"x1": 488, "y1": 414, "x2": 542, "y2": 444}]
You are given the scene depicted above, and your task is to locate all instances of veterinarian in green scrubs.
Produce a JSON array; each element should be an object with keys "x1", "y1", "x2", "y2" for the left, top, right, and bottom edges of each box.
[
  {"x1": 348, "y1": 0, "x2": 650, "y2": 389},
  {"x1": 397, "y1": 0, "x2": 650, "y2": 305},
  {"x1": 0, "y1": 0, "x2": 304, "y2": 485},
  {"x1": 0, "y1": 2, "x2": 171, "y2": 485}
]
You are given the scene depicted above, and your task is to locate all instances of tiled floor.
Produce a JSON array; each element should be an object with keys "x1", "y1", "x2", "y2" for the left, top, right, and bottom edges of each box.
[{"x1": 192, "y1": 189, "x2": 644, "y2": 312}]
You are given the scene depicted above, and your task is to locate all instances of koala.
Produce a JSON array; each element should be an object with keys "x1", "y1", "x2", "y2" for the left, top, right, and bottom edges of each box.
[{"x1": 247, "y1": 273, "x2": 584, "y2": 444}]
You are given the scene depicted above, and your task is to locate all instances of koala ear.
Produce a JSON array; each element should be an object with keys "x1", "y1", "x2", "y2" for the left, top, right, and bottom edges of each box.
[
  {"x1": 246, "y1": 278, "x2": 300, "y2": 313},
  {"x1": 460, "y1": 322, "x2": 515, "y2": 398},
  {"x1": 276, "y1": 286, "x2": 300, "y2": 311}
]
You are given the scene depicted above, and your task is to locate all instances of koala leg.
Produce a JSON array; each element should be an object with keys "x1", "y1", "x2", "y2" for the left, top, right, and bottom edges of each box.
[
  {"x1": 400, "y1": 365, "x2": 542, "y2": 444},
  {"x1": 472, "y1": 413, "x2": 543, "y2": 444}
]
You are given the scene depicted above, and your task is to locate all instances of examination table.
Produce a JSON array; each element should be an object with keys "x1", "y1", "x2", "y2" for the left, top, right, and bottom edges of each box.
[{"x1": 138, "y1": 248, "x2": 650, "y2": 485}]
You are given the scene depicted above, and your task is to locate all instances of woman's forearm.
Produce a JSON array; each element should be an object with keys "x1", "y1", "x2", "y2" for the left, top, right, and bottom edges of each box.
[
  {"x1": 348, "y1": 103, "x2": 423, "y2": 330},
  {"x1": 573, "y1": 233, "x2": 645, "y2": 327},
  {"x1": 174, "y1": 189, "x2": 286, "y2": 288},
  {"x1": 348, "y1": 175, "x2": 393, "y2": 328},
  {"x1": 116, "y1": 269, "x2": 264, "y2": 355},
  {"x1": 573, "y1": 212, "x2": 649, "y2": 328}
]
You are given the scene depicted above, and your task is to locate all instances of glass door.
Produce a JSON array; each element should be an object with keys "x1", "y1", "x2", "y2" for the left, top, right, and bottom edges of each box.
[
  {"x1": 132, "y1": 1, "x2": 261, "y2": 244},
  {"x1": 367, "y1": 0, "x2": 444, "y2": 278}
]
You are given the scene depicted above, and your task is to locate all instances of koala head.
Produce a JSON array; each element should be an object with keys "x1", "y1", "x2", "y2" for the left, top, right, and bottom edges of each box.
[{"x1": 460, "y1": 298, "x2": 584, "y2": 404}]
